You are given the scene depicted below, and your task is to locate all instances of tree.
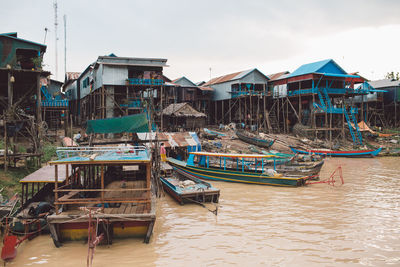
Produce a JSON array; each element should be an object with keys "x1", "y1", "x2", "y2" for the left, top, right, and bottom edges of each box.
[{"x1": 385, "y1": 71, "x2": 400, "y2": 80}]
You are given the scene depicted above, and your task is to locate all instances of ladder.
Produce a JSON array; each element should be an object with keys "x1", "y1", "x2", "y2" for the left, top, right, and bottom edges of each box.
[
  {"x1": 343, "y1": 106, "x2": 362, "y2": 145},
  {"x1": 350, "y1": 108, "x2": 363, "y2": 145},
  {"x1": 316, "y1": 89, "x2": 327, "y2": 111},
  {"x1": 41, "y1": 85, "x2": 53, "y2": 100},
  {"x1": 322, "y1": 88, "x2": 333, "y2": 112}
]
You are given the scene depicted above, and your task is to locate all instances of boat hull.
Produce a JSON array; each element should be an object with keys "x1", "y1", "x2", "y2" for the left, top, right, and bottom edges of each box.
[
  {"x1": 235, "y1": 131, "x2": 275, "y2": 148},
  {"x1": 161, "y1": 177, "x2": 220, "y2": 205},
  {"x1": 168, "y1": 158, "x2": 305, "y2": 187},
  {"x1": 57, "y1": 220, "x2": 151, "y2": 241},
  {"x1": 290, "y1": 146, "x2": 382, "y2": 158}
]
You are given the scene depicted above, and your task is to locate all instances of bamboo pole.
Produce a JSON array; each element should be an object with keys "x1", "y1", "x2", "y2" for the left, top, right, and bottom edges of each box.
[
  {"x1": 101, "y1": 165, "x2": 104, "y2": 209},
  {"x1": 3, "y1": 112, "x2": 7, "y2": 172},
  {"x1": 55, "y1": 165, "x2": 59, "y2": 214}
]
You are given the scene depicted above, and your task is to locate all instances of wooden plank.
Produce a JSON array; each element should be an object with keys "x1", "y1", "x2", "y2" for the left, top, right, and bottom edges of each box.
[
  {"x1": 54, "y1": 188, "x2": 150, "y2": 192},
  {"x1": 116, "y1": 203, "x2": 128, "y2": 214},
  {"x1": 54, "y1": 200, "x2": 151, "y2": 205}
]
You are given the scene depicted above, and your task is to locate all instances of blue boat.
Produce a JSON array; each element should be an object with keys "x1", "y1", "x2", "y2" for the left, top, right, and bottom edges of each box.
[{"x1": 161, "y1": 169, "x2": 220, "y2": 205}]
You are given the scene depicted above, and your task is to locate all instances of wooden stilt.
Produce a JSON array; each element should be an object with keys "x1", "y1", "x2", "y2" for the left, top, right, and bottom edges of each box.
[
  {"x1": 144, "y1": 220, "x2": 155, "y2": 244},
  {"x1": 4, "y1": 112, "x2": 7, "y2": 172},
  {"x1": 55, "y1": 165, "x2": 59, "y2": 214}
]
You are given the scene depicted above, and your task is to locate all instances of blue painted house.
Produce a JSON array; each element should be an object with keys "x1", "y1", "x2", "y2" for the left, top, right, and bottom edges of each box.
[{"x1": 270, "y1": 59, "x2": 373, "y2": 145}]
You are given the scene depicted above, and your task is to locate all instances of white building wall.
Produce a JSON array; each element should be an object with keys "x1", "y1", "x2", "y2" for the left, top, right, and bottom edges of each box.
[
  {"x1": 102, "y1": 65, "x2": 128, "y2": 86},
  {"x1": 94, "y1": 64, "x2": 103, "y2": 89},
  {"x1": 80, "y1": 71, "x2": 93, "y2": 99}
]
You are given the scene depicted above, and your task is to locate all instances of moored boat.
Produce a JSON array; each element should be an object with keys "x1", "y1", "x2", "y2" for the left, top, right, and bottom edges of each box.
[
  {"x1": 167, "y1": 152, "x2": 307, "y2": 187},
  {"x1": 46, "y1": 146, "x2": 156, "y2": 247},
  {"x1": 161, "y1": 168, "x2": 220, "y2": 205},
  {"x1": 235, "y1": 130, "x2": 275, "y2": 148},
  {"x1": 274, "y1": 160, "x2": 324, "y2": 177},
  {"x1": 290, "y1": 146, "x2": 382, "y2": 158}
]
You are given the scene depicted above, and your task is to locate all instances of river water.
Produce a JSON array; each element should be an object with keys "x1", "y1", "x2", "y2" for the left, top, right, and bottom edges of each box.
[{"x1": 9, "y1": 157, "x2": 400, "y2": 266}]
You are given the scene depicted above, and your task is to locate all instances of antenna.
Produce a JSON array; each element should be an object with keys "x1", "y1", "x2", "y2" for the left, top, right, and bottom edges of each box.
[
  {"x1": 43, "y1": 27, "x2": 49, "y2": 44},
  {"x1": 54, "y1": 0, "x2": 58, "y2": 79},
  {"x1": 64, "y1": 14, "x2": 67, "y2": 79},
  {"x1": 209, "y1": 67, "x2": 212, "y2": 81}
]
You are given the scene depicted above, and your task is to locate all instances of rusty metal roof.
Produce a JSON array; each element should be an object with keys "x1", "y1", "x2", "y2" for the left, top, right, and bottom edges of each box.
[
  {"x1": 203, "y1": 70, "x2": 245, "y2": 86},
  {"x1": 267, "y1": 71, "x2": 290, "y2": 81},
  {"x1": 203, "y1": 68, "x2": 269, "y2": 86},
  {"x1": 66, "y1": 72, "x2": 81, "y2": 81},
  {"x1": 197, "y1": 86, "x2": 214, "y2": 91}
]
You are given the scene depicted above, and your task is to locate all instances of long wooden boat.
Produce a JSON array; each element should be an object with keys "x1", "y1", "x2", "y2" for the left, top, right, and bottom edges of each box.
[
  {"x1": 167, "y1": 152, "x2": 307, "y2": 187},
  {"x1": 290, "y1": 146, "x2": 382, "y2": 158},
  {"x1": 46, "y1": 146, "x2": 156, "y2": 246},
  {"x1": 274, "y1": 160, "x2": 324, "y2": 177},
  {"x1": 235, "y1": 130, "x2": 274, "y2": 148},
  {"x1": 161, "y1": 169, "x2": 220, "y2": 205}
]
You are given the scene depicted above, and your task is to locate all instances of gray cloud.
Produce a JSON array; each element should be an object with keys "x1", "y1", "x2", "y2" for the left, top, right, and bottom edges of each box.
[{"x1": 1, "y1": 0, "x2": 399, "y2": 81}]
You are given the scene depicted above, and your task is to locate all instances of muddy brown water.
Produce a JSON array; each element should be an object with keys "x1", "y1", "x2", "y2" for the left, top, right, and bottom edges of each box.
[{"x1": 8, "y1": 157, "x2": 400, "y2": 266}]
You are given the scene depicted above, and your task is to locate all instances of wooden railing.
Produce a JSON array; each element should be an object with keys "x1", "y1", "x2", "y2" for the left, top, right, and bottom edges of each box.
[{"x1": 54, "y1": 187, "x2": 151, "y2": 205}]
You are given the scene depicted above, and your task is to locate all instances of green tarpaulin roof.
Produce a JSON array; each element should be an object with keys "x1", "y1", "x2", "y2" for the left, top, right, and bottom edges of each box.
[{"x1": 86, "y1": 113, "x2": 149, "y2": 134}]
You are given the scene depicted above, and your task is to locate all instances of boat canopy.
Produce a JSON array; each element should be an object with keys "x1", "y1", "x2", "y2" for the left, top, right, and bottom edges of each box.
[
  {"x1": 50, "y1": 146, "x2": 151, "y2": 165},
  {"x1": 189, "y1": 151, "x2": 281, "y2": 159}
]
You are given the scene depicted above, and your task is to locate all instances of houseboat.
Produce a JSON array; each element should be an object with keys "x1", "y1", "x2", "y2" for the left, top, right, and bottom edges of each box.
[{"x1": 46, "y1": 146, "x2": 155, "y2": 247}]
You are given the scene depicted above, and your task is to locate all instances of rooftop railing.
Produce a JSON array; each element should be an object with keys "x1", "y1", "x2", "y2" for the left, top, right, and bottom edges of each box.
[{"x1": 55, "y1": 146, "x2": 149, "y2": 160}]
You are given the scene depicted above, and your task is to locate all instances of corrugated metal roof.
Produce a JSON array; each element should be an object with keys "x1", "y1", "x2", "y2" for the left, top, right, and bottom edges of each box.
[
  {"x1": 267, "y1": 71, "x2": 290, "y2": 81},
  {"x1": 203, "y1": 68, "x2": 269, "y2": 86},
  {"x1": 172, "y1": 76, "x2": 198, "y2": 87},
  {"x1": 97, "y1": 56, "x2": 168, "y2": 68},
  {"x1": 66, "y1": 72, "x2": 81, "y2": 81},
  {"x1": 0, "y1": 32, "x2": 46, "y2": 51},
  {"x1": 288, "y1": 59, "x2": 347, "y2": 78},
  {"x1": 368, "y1": 79, "x2": 400, "y2": 88},
  {"x1": 197, "y1": 86, "x2": 213, "y2": 91},
  {"x1": 203, "y1": 70, "x2": 247, "y2": 86}
]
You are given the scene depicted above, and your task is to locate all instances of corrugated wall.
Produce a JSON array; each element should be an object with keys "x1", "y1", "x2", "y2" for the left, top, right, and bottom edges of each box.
[{"x1": 102, "y1": 65, "x2": 128, "y2": 86}]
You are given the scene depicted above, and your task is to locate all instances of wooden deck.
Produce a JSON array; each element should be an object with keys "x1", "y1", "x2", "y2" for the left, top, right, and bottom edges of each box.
[
  {"x1": 20, "y1": 164, "x2": 71, "y2": 183},
  {"x1": 103, "y1": 180, "x2": 150, "y2": 214},
  {"x1": 48, "y1": 180, "x2": 154, "y2": 222}
]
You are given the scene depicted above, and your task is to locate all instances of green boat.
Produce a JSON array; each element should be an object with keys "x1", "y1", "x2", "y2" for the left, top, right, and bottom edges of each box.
[{"x1": 167, "y1": 152, "x2": 307, "y2": 187}]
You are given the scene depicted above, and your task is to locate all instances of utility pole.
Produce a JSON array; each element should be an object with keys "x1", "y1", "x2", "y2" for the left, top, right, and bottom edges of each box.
[
  {"x1": 64, "y1": 15, "x2": 67, "y2": 80},
  {"x1": 54, "y1": 0, "x2": 58, "y2": 79}
]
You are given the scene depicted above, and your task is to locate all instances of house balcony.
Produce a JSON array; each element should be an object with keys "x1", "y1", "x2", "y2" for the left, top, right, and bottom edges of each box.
[
  {"x1": 230, "y1": 90, "x2": 266, "y2": 98},
  {"x1": 120, "y1": 100, "x2": 142, "y2": 108},
  {"x1": 41, "y1": 99, "x2": 69, "y2": 108},
  {"x1": 126, "y1": 78, "x2": 164, "y2": 86},
  {"x1": 287, "y1": 87, "x2": 371, "y2": 97}
]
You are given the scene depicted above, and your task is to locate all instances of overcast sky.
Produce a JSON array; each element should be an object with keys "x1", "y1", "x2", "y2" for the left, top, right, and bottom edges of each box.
[{"x1": 1, "y1": 0, "x2": 399, "y2": 82}]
